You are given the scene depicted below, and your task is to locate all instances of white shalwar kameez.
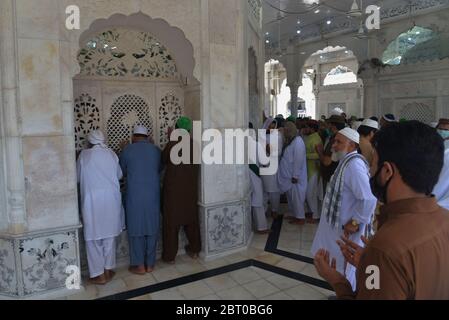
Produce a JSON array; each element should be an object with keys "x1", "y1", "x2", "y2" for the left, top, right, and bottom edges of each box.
[
  {"x1": 311, "y1": 151, "x2": 377, "y2": 290},
  {"x1": 249, "y1": 136, "x2": 268, "y2": 231},
  {"x1": 77, "y1": 145, "x2": 125, "y2": 278},
  {"x1": 434, "y1": 142, "x2": 449, "y2": 210},
  {"x1": 261, "y1": 131, "x2": 283, "y2": 213},
  {"x1": 278, "y1": 137, "x2": 308, "y2": 219}
]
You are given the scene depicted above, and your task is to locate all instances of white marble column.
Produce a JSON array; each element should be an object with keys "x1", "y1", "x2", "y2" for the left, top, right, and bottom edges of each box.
[
  {"x1": 197, "y1": 0, "x2": 253, "y2": 260},
  {"x1": 0, "y1": 0, "x2": 81, "y2": 299},
  {"x1": 0, "y1": 0, "x2": 27, "y2": 234},
  {"x1": 359, "y1": 71, "x2": 380, "y2": 118},
  {"x1": 288, "y1": 82, "x2": 300, "y2": 117}
]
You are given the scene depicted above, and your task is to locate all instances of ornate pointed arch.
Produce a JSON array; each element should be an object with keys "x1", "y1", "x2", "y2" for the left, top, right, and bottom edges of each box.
[{"x1": 78, "y1": 12, "x2": 196, "y2": 82}]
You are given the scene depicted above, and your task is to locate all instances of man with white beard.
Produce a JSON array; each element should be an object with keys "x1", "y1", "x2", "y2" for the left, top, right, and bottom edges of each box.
[
  {"x1": 77, "y1": 130, "x2": 125, "y2": 284},
  {"x1": 311, "y1": 128, "x2": 377, "y2": 290}
]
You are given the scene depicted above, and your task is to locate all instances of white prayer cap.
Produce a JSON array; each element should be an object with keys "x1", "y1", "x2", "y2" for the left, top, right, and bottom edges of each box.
[
  {"x1": 331, "y1": 107, "x2": 344, "y2": 116},
  {"x1": 361, "y1": 119, "x2": 379, "y2": 130},
  {"x1": 430, "y1": 122, "x2": 438, "y2": 128},
  {"x1": 88, "y1": 130, "x2": 105, "y2": 145},
  {"x1": 338, "y1": 127, "x2": 360, "y2": 144},
  {"x1": 382, "y1": 114, "x2": 397, "y2": 123},
  {"x1": 133, "y1": 125, "x2": 148, "y2": 136},
  {"x1": 351, "y1": 121, "x2": 363, "y2": 131}
]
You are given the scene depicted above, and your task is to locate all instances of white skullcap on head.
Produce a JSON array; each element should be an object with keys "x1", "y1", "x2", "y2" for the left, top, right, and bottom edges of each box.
[
  {"x1": 430, "y1": 122, "x2": 438, "y2": 128},
  {"x1": 88, "y1": 130, "x2": 106, "y2": 146},
  {"x1": 331, "y1": 107, "x2": 344, "y2": 116},
  {"x1": 133, "y1": 125, "x2": 148, "y2": 136},
  {"x1": 351, "y1": 121, "x2": 363, "y2": 131},
  {"x1": 382, "y1": 114, "x2": 397, "y2": 123},
  {"x1": 339, "y1": 127, "x2": 360, "y2": 144},
  {"x1": 361, "y1": 119, "x2": 379, "y2": 130}
]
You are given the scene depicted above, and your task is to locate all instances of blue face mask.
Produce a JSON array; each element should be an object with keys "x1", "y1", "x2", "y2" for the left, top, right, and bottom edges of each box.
[{"x1": 438, "y1": 129, "x2": 449, "y2": 140}]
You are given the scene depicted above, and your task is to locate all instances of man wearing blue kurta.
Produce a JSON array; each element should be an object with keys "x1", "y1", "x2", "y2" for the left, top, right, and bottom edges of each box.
[{"x1": 120, "y1": 125, "x2": 161, "y2": 275}]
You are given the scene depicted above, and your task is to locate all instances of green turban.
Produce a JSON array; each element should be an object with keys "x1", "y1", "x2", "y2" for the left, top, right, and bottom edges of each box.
[
  {"x1": 176, "y1": 116, "x2": 193, "y2": 132},
  {"x1": 286, "y1": 116, "x2": 296, "y2": 123}
]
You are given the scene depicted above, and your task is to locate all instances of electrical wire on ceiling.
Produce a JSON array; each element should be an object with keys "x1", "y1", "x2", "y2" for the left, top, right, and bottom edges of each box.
[
  {"x1": 264, "y1": 0, "x2": 386, "y2": 25},
  {"x1": 263, "y1": 0, "x2": 350, "y2": 16},
  {"x1": 263, "y1": 0, "x2": 385, "y2": 44},
  {"x1": 263, "y1": 0, "x2": 321, "y2": 15}
]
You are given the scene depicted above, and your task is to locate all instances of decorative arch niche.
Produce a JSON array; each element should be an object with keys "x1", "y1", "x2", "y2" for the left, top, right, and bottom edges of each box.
[
  {"x1": 78, "y1": 12, "x2": 196, "y2": 83},
  {"x1": 73, "y1": 13, "x2": 200, "y2": 155},
  {"x1": 73, "y1": 12, "x2": 200, "y2": 270},
  {"x1": 323, "y1": 65, "x2": 358, "y2": 86},
  {"x1": 78, "y1": 28, "x2": 179, "y2": 79}
]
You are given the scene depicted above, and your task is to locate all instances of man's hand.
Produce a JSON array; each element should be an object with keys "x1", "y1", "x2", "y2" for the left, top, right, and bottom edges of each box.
[
  {"x1": 337, "y1": 236, "x2": 368, "y2": 269},
  {"x1": 291, "y1": 177, "x2": 298, "y2": 184},
  {"x1": 314, "y1": 249, "x2": 346, "y2": 286},
  {"x1": 343, "y1": 221, "x2": 359, "y2": 237}
]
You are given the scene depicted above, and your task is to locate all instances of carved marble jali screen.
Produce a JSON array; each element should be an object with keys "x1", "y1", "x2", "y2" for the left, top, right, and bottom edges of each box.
[{"x1": 74, "y1": 28, "x2": 185, "y2": 153}]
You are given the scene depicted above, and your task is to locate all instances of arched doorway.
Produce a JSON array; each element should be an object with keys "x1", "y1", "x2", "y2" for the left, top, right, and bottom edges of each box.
[
  {"x1": 73, "y1": 17, "x2": 199, "y2": 271},
  {"x1": 302, "y1": 46, "x2": 363, "y2": 118},
  {"x1": 264, "y1": 59, "x2": 288, "y2": 117}
]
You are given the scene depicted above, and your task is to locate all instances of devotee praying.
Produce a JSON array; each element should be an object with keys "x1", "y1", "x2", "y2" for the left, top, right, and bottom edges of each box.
[
  {"x1": 357, "y1": 119, "x2": 379, "y2": 167},
  {"x1": 314, "y1": 121, "x2": 449, "y2": 299},
  {"x1": 311, "y1": 127, "x2": 377, "y2": 291},
  {"x1": 249, "y1": 125, "x2": 270, "y2": 234},
  {"x1": 380, "y1": 113, "x2": 397, "y2": 128},
  {"x1": 77, "y1": 130, "x2": 125, "y2": 285},
  {"x1": 261, "y1": 118, "x2": 283, "y2": 219},
  {"x1": 120, "y1": 125, "x2": 162, "y2": 275},
  {"x1": 305, "y1": 120, "x2": 323, "y2": 223},
  {"x1": 162, "y1": 117, "x2": 201, "y2": 263},
  {"x1": 316, "y1": 115, "x2": 346, "y2": 199},
  {"x1": 278, "y1": 121, "x2": 308, "y2": 225}
]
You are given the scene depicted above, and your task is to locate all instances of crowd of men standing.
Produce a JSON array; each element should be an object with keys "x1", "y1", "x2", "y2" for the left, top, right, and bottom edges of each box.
[
  {"x1": 249, "y1": 111, "x2": 449, "y2": 299},
  {"x1": 76, "y1": 109, "x2": 449, "y2": 299},
  {"x1": 77, "y1": 117, "x2": 199, "y2": 285}
]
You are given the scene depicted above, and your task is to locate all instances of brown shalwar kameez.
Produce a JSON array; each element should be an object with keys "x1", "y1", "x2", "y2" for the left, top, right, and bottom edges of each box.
[
  {"x1": 334, "y1": 197, "x2": 449, "y2": 300},
  {"x1": 162, "y1": 139, "x2": 201, "y2": 262}
]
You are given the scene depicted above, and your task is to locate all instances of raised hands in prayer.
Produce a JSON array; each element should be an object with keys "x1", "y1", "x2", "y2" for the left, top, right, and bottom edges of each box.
[
  {"x1": 313, "y1": 249, "x2": 347, "y2": 286},
  {"x1": 343, "y1": 221, "x2": 359, "y2": 237},
  {"x1": 337, "y1": 236, "x2": 369, "y2": 268}
]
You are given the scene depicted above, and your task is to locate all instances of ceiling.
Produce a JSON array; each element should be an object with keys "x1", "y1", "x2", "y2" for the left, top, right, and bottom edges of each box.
[{"x1": 262, "y1": 0, "x2": 406, "y2": 48}]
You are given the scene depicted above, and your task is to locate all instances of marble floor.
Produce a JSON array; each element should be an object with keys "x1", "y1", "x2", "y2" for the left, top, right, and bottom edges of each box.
[{"x1": 60, "y1": 205, "x2": 330, "y2": 300}]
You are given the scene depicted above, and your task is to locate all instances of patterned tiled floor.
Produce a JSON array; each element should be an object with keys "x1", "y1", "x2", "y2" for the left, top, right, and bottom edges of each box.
[
  {"x1": 277, "y1": 216, "x2": 318, "y2": 258},
  {"x1": 61, "y1": 204, "x2": 329, "y2": 300},
  {"x1": 127, "y1": 266, "x2": 332, "y2": 301}
]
